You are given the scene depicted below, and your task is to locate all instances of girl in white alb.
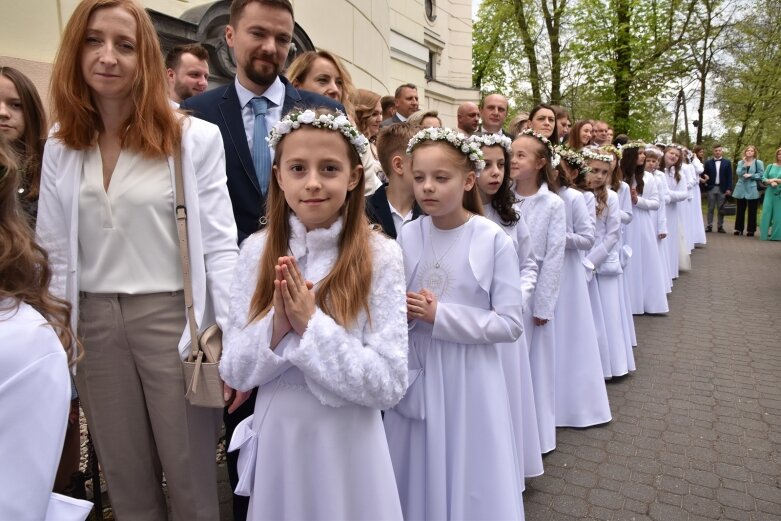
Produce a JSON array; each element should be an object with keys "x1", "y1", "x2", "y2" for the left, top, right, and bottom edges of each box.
[
  {"x1": 662, "y1": 146, "x2": 690, "y2": 280},
  {"x1": 551, "y1": 145, "x2": 611, "y2": 423},
  {"x1": 511, "y1": 130, "x2": 566, "y2": 454},
  {"x1": 385, "y1": 128, "x2": 526, "y2": 521},
  {"x1": 620, "y1": 144, "x2": 669, "y2": 315},
  {"x1": 582, "y1": 149, "x2": 636, "y2": 377},
  {"x1": 220, "y1": 110, "x2": 408, "y2": 521},
  {"x1": 553, "y1": 148, "x2": 611, "y2": 427},
  {"x1": 472, "y1": 133, "x2": 544, "y2": 479},
  {"x1": 644, "y1": 148, "x2": 673, "y2": 292}
]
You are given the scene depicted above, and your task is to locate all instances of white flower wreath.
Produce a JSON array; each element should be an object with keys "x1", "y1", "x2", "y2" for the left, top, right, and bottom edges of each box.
[
  {"x1": 581, "y1": 146, "x2": 615, "y2": 163},
  {"x1": 617, "y1": 141, "x2": 646, "y2": 151},
  {"x1": 468, "y1": 133, "x2": 512, "y2": 154},
  {"x1": 518, "y1": 128, "x2": 561, "y2": 168},
  {"x1": 555, "y1": 144, "x2": 590, "y2": 176},
  {"x1": 267, "y1": 109, "x2": 370, "y2": 155},
  {"x1": 406, "y1": 127, "x2": 486, "y2": 174}
]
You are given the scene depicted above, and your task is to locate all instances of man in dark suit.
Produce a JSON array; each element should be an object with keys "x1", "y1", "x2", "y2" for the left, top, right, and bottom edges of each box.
[
  {"x1": 380, "y1": 83, "x2": 419, "y2": 127},
  {"x1": 182, "y1": 1, "x2": 339, "y2": 518},
  {"x1": 702, "y1": 144, "x2": 733, "y2": 233}
]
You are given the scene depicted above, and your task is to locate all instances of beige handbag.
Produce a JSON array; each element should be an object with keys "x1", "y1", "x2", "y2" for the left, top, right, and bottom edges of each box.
[{"x1": 173, "y1": 146, "x2": 227, "y2": 408}]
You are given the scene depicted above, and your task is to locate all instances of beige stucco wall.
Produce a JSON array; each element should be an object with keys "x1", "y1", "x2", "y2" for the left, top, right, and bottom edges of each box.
[{"x1": 0, "y1": 0, "x2": 477, "y2": 126}]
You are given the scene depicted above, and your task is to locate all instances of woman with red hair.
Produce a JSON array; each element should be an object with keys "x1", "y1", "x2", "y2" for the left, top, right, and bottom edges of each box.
[{"x1": 36, "y1": 0, "x2": 238, "y2": 518}]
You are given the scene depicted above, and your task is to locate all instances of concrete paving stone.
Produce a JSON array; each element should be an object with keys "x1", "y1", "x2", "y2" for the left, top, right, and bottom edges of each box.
[
  {"x1": 657, "y1": 474, "x2": 689, "y2": 494},
  {"x1": 684, "y1": 493, "x2": 724, "y2": 518},
  {"x1": 586, "y1": 504, "x2": 615, "y2": 520},
  {"x1": 613, "y1": 510, "x2": 652, "y2": 521},
  {"x1": 755, "y1": 498, "x2": 781, "y2": 515},
  {"x1": 598, "y1": 477, "x2": 624, "y2": 493},
  {"x1": 718, "y1": 487, "x2": 756, "y2": 510},
  {"x1": 721, "y1": 505, "x2": 753, "y2": 520},
  {"x1": 551, "y1": 494, "x2": 590, "y2": 517},
  {"x1": 690, "y1": 483, "x2": 718, "y2": 500},
  {"x1": 562, "y1": 483, "x2": 590, "y2": 499},
  {"x1": 589, "y1": 488, "x2": 625, "y2": 510},
  {"x1": 648, "y1": 501, "x2": 687, "y2": 521},
  {"x1": 746, "y1": 482, "x2": 781, "y2": 503},
  {"x1": 565, "y1": 467, "x2": 599, "y2": 488}
]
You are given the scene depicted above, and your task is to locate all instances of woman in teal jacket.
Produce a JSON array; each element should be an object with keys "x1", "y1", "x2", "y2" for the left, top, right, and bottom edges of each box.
[
  {"x1": 760, "y1": 147, "x2": 781, "y2": 241},
  {"x1": 733, "y1": 145, "x2": 764, "y2": 236}
]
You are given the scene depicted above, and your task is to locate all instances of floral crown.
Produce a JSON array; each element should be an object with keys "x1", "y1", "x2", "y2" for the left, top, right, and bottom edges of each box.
[
  {"x1": 599, "y1": 144, "x2": 622, "y2": 160},
  {"x1": 617, "y1": 141, "x2": 646, "y2": 151},
  {"x1": 581, "y1": 146, "x2": 615, "y2": 163},
  {"x1": 555, "y1": 145, "x2": 590, "y2": 176},
  {"x1": 518, "y1": 128, "x2": 561, "y2": 168},
  {"x1": 407, "y1": 127, "x2": 486, "y2": 174},
  {"x1": 267, "y1": 109, "x2": 370, "y2": 155},
  {"x1": 468, "y1": 133, "x2": 512, "y2": 154}
]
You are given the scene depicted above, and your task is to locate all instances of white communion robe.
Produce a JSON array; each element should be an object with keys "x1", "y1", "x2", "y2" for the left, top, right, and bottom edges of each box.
[
  {"x1": 514, "y1": 182, "x2": 566, "y2": 454},
  {"x1": 385, "y1": 215, "x2": 526, "y2": 521},
  {"x1": 483, "y1": 204, "x2": 544, "y2": 479},
  {"x1": 623, "y1": 172, "x2": 670, "y2": 314},
  {"x1": 616, "y1": 182, "x2": 638, "y2": 347},
  {"x1": 220, "y1": 217, "x2": 408, "y2": 521},
  {"x1": 652, "y1": 170, "x2": 673, "y2": 292},
  {"x1": 689, "y1": 157, "x2": 707, "y2": 246},
  {"x1": 585, "y1": 192, "x2": 636, "y2": 377},
  {"x1": 553, "y1": 187, "x2": 611, "y2": 427},
  {"x1": 0, "y1": 301, "x2": 93, "y2": 521},
  {"x1": 665, "y1": 168, "x2": 690, "y2": 280}
]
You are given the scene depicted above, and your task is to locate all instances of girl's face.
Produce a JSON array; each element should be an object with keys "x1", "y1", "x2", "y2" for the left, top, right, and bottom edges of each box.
[
  {"x1": 0, "y1": 76, "x2": 24, "y2": 141},
  {"x1": 579, "y1": 123, "x2": 593, "y2": 146},
  {"x1": 586, "y1": 160, "x2": 610, "y2": 188},
  {"x1": 299, "y1": 57, "x2": 343, "y2": 102},
  {"x1": 477, "y1": 145, "x2": 505, "y2": 199},
  {"x1": 530, "y1": 108, "x2": 556, "y2": 139},
  {"x1": 412, "y1": 144, "x2": 475, "y2": 224},
  {"x1": 510, "y1": 136, "x2": 545, "y2": 184},
  {"x1": 274, "y1": 127, "x2": 361, "y2": 231},
  {"x1": 645, "y1": 156, "x2": 659, "y2": 172},
  {"x1": 81, "y1": 7, "x2": 139, "y2": 103},
  {"x1": 366, "y1": 99, "x2": 382, "y2": 139},
  {"x1": 664, "y1": 149, "x2": 680, "y2": 168},
  {"x1": 636, "y1": 150, "x2": 646, "y2": 166}
]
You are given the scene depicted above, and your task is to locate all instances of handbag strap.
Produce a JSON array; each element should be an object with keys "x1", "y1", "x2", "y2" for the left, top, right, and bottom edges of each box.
[{"x1": 173, "y1": 145, "x2": 200, "y2": 361}]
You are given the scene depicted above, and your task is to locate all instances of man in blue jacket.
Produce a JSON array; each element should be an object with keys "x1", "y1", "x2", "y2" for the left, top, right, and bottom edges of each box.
[
  {"x1": 182, "y1": 1, "x2": 340, "y2": 518},
  {"x1": 702, "y1": 144, "x2": 733, "y2": 233}
]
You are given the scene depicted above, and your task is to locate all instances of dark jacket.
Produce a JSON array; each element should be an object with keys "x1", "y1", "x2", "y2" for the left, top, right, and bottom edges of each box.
[
  {"x1": 182, "y1": 77, "x2": 342, "y2": 243},
  {"x1": 702, "y1": 157, "x2": 733, "y2": 193},
  {"x1": 365, "y1": 184, "x2": 423, "y2": 239}
]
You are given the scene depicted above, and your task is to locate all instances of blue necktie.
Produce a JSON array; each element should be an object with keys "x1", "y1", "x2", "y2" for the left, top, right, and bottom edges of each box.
[{"x1": 251, "y1": 97, "x2": 271, "y2": 196}]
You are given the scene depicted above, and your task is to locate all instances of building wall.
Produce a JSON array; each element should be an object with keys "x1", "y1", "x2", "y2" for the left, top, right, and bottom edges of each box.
[{"x1": 0, "y1": 0, "x2": 477, "y2": 126}]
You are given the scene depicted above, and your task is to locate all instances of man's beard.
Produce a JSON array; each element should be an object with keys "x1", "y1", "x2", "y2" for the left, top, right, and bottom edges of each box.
[
  {"x1": 174, "y1": 82, "x2": 199, "y2": 102},
  {"x1": 244, "y1": 57, "x2": 281, "y2": 89}
]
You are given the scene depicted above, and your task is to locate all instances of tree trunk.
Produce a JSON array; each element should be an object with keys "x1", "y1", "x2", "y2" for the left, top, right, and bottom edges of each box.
[
  {"x1": 512, "y1": 0, "x2": 542, "y2": 103},
  {"x1": 613, "y1": 0, "x2": 633, "y2": 134}
]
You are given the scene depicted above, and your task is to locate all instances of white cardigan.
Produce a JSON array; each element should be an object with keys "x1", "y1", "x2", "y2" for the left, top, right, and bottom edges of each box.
[
  {"x1": 36, "y1": 117, "x2": 239, "y2": 361},
  {"x1": 220, "y1": 216, "x2": 409, "y2": 409}
]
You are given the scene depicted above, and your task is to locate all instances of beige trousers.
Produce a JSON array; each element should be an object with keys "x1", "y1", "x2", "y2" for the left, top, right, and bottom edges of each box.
[{"x1": 76, "y1": 292, "x2": 220, "y2": 521}]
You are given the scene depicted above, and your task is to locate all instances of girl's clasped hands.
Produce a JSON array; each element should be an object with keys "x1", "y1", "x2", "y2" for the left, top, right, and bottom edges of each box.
[
  {"x1": 406, "y1": 288, "x2": 436, "y2": 323},
  {"x1": 273, "y1": 256, "x2": 316, "y2": 339}
]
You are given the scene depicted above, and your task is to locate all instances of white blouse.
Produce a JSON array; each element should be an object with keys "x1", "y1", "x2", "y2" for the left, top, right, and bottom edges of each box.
[{"x1": 78, "y1": 147, "x2": 183, "y2": 293}]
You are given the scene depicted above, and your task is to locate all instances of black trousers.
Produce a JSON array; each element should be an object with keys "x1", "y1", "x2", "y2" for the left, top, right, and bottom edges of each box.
[
  {"x1": 735, "y1": 198, "x2": 759, "y2": 233},
  {"x1": 224, "y1": 388, "x2": 257, "y2": 521}
]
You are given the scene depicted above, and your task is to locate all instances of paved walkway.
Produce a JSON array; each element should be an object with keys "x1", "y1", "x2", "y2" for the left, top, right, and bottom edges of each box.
[{"x1": 524, "y1": 229, "x2": 781, "y2": 520}]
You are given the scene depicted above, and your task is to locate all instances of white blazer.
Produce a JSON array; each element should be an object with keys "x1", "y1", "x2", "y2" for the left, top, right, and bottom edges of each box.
[{"x1": 36, "y1": 116, "x2": 239, "y2": 361}]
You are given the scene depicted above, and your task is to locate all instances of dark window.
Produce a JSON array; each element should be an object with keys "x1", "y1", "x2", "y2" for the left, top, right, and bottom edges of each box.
[
  {"x1": 425, "y1": 0, "x2": 436, "y2": 21},
  {"x1": 426, "y1": 50, "x2": 436, "y2": 80}
]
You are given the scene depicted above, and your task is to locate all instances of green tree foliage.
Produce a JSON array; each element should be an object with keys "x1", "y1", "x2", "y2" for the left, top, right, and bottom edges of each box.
[{"x1": 714, "y1": 0, "x2": 781, "y2": 163}]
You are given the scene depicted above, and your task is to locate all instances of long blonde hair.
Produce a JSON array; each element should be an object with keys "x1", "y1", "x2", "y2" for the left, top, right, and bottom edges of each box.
[{"x1": 248, "y1": 121, "x2": 372, "y2": 327}]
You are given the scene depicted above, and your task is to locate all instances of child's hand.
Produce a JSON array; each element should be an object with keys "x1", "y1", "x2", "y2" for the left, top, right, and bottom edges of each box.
[
  {"x1": 279, "y1": 257, "x2": 316, "y2": 336},
  {"x1": 658, "y1": 233, "x2": 667, "y2": 240},
  {"x1": 272, "y1": 262, "x2": 293, "y2": 340},
  {"x1": 631, "y1": 188, "x2": 638, "y2": 205},
  {"x1": 533, "y1": 316, "x2": 549, "y2": 326},
  {"x1": 407, "y1": 290, "x2": 437, "y2": 324}
]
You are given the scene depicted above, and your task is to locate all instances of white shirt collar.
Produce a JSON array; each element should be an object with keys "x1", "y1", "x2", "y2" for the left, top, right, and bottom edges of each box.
[
  {"x1": 235, "y1": 76, "x2": 285, "y2": 110},
  {"x1": 396, "y1": 112, "x2": 408, "y2": 122}
]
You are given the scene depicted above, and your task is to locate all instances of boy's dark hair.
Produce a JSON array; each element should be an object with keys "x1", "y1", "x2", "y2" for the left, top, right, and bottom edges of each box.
[{"x1": 376, "y1": 123, "x2": 416, "y2": 179}]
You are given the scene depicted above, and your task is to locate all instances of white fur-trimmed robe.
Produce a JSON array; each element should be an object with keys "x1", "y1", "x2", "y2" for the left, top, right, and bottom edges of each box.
[{"x1": 220, "y1": 216, "x2": 407, "y2": 521}]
